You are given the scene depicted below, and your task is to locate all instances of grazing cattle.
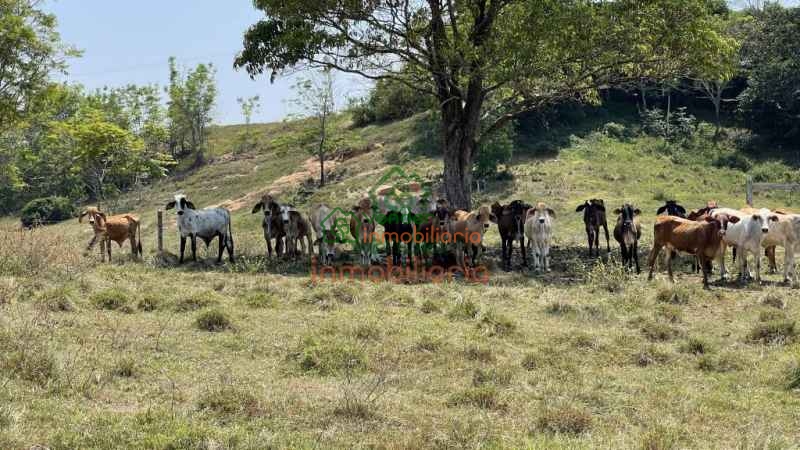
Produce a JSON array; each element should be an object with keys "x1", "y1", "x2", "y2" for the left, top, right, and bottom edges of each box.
[
  {"x1": 349, "y1": 197, "x2": 376, "y2": 266},
  {"x1": 79, "y1": 207, "x2": 142, "y2": 262},
  {"x1": 251, "y1": 193, "x2": 285, "y2": 258},
  {"x1": 648, "y1": 214, "x2": 739, "y2": 288},
  {"x1": 493, "y1": 200, "x2": 532, "y2": 270},
  {"x1": 524, "y1": 202, "x2": 555, "y2": 272},
  {"x1": 759, "y1": 211, "x2": 800, "y2": 283},
  {"x1": 310, "y1": 204, "x2": 339, "y2": 265},
  {"x1": 374, "y1": 185, "x2": 429, "y2": 267},
  {"x1": 613, "y1": 204, "x2": 642, "y2": 273},
  {"x1": 416, "y1": 198, "x2": 452, "y2": 263},
  {"x1": 656, "y1": 200, "x2": 687, "y2": 218},
  {"x1": 279, "y1": 204, "x2": 312, "y2": 258},
  {"x1": 449, "y1": 206, "x2": 496, "y2": 267},
  {"x1": 713, "y1": 207, "x2": 778, "y2": 283},
  {"x1": 166, "y1": 194, "x2": 234, "y2": 264},
  {"x1": 576, "y1": 199, "x2": 610, "y2": 256}
]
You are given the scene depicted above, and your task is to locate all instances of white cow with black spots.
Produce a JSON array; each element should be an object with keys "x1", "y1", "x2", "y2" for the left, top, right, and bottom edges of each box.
[{"x1": 166, "y1": 194, "x2": 235, "y2": 264}]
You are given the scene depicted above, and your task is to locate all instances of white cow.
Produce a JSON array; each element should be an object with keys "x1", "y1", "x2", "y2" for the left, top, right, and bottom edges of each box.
[
  {"x1": 761, "y1": 212, "x2": 800, "y2": 283},
  {"x1": 713, "y1": 207, "x2": 778, "y2": 283},
  {"x1": 166, "y1": 194, "x2": 234, "y2": 264},
  {"x1": 310, "y1": 204, "x2": 339, "y2": 265},
  {"x1": 524, "y1": 203, "x2": 555, "y2": 272}
]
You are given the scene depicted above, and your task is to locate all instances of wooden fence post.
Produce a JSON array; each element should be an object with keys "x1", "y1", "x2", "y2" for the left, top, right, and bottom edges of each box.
[
  {"x1": 746, "y1": 176, "x2": 753, "y2": 207},
  {"x1": 157, "y1": 210, "x2": 163, "y2": 253}
]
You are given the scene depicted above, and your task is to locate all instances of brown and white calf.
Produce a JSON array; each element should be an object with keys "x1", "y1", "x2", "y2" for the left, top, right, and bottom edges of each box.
[
  {"x1": 450, "y1": 205, "x2": 496, "y2": 267},
  {"x1": 278, "y1": 204, "x2": 312, "y2": 258},
  {"x1": 648, "y1": 214, "x2": 739, "y2": 288},
  {"x1": 79, "y1": 207, "x2": 143, "y2": 262}
]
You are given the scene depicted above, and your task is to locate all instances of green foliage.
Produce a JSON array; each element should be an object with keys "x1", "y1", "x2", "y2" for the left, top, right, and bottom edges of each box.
[
  {"x1": 195, "y1": 310, "x2": 232, "y2": 332},
  {"x1": 474, "y1": 123, "x2": 515, "y2": 178},
  {"x1": 167, "y1": 57, "x2": 217, "y2": 165},
  {"x1": 748, "y1": 320, "x2": 796, "y2": 345},
  {"x1": 447, "y1": 386, "x2": 503, "y2": 410},
  {"x1": 738, "y1": 5, "x2": 800, "y2": 142},
  {"x1": 197, "y1": 385, "x2": 261, "y2": 417},
  {"x1": 350, "y1": 76, "x2": 432, "y2": 127},
  {"x1": 91, "y1": 288, "x2": 132, "y2": 311},
  {"x1": 640, "y1": 107, "x2": 697, "y2": 142},
  {"x1": 20, "y1": 196, "x2": 74, "y2": 227}
]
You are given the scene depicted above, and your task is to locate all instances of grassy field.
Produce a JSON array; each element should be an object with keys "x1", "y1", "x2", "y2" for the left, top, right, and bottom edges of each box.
[{"x1": 2, "y1": 109, "x2": 800, "y2": 449}]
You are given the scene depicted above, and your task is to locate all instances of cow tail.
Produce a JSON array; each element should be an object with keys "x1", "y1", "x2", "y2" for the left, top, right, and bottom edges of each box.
[
  {"x1": 227, "y1": 213, "x2": 234, "y2": 253},
  {"x1": 137, "y1": 220, "x2": 143, "y2": 257}
]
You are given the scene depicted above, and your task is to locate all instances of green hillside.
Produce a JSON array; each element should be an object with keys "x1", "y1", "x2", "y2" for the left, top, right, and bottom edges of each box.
[{"x1": 3, "y1": 110, "x2": 800, "y2": 449}]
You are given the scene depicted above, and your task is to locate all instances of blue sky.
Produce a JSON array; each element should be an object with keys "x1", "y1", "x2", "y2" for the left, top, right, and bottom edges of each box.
[
  {"x1": 46, "y1": 0, "x2": 798, "y2": 125},
  {"x1": 45, "y1": 0, "x2": 367, "y2": 125}
]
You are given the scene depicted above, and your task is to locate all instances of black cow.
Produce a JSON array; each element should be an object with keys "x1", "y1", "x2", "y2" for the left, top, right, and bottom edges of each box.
[{"x1": 576, "y1": 199, "x2": 610, "y2": 256}]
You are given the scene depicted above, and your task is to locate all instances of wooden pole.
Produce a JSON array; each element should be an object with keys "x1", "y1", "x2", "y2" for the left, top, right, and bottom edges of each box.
[
  {"x1": 157, "y1": 210, "x2": 163, "y2": 253},
  {"x1": 746, "y1": 176, "x2": 753, "y2": 207}
]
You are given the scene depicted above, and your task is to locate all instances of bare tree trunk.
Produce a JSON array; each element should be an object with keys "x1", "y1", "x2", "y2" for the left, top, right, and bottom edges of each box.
[
  {"x1": 319, "y1": 112, "x2": 326, "y2": 186},
  {"x1": 665, "y1": 89, "x2": 671, "y2": 138}
]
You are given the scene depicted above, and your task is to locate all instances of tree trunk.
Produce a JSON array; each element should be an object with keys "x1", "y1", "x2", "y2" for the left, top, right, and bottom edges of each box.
[
  {"x1": 319, "y1": 113, "x2": 326, "y2": 186},
  {"x1": 665, "y1": 90, "x2": 671, "y2": 138},
  {"x1": 441, "y1": 116, "x2": 476, "y2": 211}
]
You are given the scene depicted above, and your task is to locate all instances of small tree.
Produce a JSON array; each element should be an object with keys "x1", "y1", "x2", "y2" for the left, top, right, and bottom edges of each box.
[
  {"x1": 166, "y1": 58, "x2": 217, "y2": 167},
  {"x1": 291, "y1": 69, "x2": 336, "y2": 186},
  {"x1": 236, "y1": 95, "x2": 260, "y2": 154}
]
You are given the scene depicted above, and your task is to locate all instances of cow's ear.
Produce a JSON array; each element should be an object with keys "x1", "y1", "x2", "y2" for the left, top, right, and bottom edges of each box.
[
  {"x1": 634, "y1": 209, "x2": 641, "y2": 216},
  {"x1": 728, "y1": 215, "x2": 740, "y2": 224},
  {"x1": 613, "y1": 208, "x2": 622, "y2": 215},
  {"x1": 656, "y1": 205, "x2": 667, "y2": 215},
  {"x1": 547, "y1": 208, "x2": 556, "y2": 218},
  {"x1": 185, "y1": 201, "x2": 196, "y2": 210},
  {"x1": 752, "y1": 214, "x2": 760, "y2": 221},
  {"x1": 252, "y1": 202, "x2": 263, "y2": 214},
  {"x1": 165, "y1": 201, "x2": 176, "y2": 210},
  {"x1": 576, "y1": 204, "x2": 587, "y2": 212}
]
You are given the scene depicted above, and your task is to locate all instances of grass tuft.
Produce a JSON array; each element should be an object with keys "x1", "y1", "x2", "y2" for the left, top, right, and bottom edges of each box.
[
  {"x1": 654, "y1": 305, "x2": 682, "y2": 324},
  {"x1": 243, "y1": 291, "x2": 278, "y2": 309},
  {"x1": 635, "y1": 345, "x2": 671, "y2": 367},
  {"x1": 90, "y1": 288, "x2": 132, "y2": 311},
  {"x1": 136, "y1": 295, "x2": 160, "y2": 312},
  {"x1": 478, "y1": 310, "x2": 516, "y2": 337},
  {"x1": 679, "y1": 337, "x2": 709, "y2": 355},
  {"x1": 759, "y1": 309, "x2": 787, "y2": 322},
  {"x1": 655, "y1": 284, "x2": 691, "y2": 305},
  {"x1": 472, "y1": 367, "x2": 513, "y2": 387},
  {"x1": 641, "y1": 321, "x2": 680, "y2": 342},
  {"x1": 447, "y1": 386, "x2": 503, "y2": 410},
  {"x1": 111, "y1": 357, "x2": 136, "y2": 378},
  {"x1": 463, "y1": 344, "x2": 494, "y2": 363},
  {"x1": 174, "y1": 293, "x2": 219, "y2": 312},
  {"x1": 697, "y1": 351, "x2": 743, "y2": 372},
  {"x1": 197, "y1": 385, "x2": 261, "y2": 417},
  {"x1": 536, "y1": 405, "x2": 592, "y2": 435},
  {"x1": 415, "y1": 335, "x2": 442, "y2": 353},
  {"x1": 296, "y1": 336, "x2": 367, "y2": 375},
  {"x1": 761, "y1": 291, "x2": 786, "y2": 309},
  {"x1": 448, "y1": 298, "x2": 480, "y2": 320},
  {"x1": 639, "y1": 425, "x2": 682, "y2": 450},
  {"x1": 545, "y1": 301, "x2": 576, "y2": 316},
  {"x1": 786, "y1": 362, "x2": 800, "y2": 390},
  {"x1": 36, "y1": 287, "x2": 74, "y2": 312},
  {"x1": 747, "y1": 320, "x2": 796, "y2": 345},
  {"x1": 419, "y1": 299, "x2": 441, "y2": 314},
  {"x1": 195, "y1": 309, "x2": 232, "y2": 332}
]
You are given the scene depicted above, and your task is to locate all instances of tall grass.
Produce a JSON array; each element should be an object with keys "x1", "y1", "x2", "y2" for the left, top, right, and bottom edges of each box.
[{"x1": 0, "y1": 224, "x2": 83, "y2": 278}]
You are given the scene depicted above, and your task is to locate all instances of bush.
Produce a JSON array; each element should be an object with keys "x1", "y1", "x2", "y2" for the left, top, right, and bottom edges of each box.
[
  {"x1": 463, "y1": 344, "x2": 494, "y2": 363},
  {"x1": 20, "y1": 196, "x2": 74, "y2": 228},
  {"x1": 748, "y1": 320, "x2": 796, "y2": 344},
  {"x1": 111, "y1": 357, "x2": 136, "y2": 378},
  {"x1": 640, "y1": 107, "x2": 696, "y2": 142},
  {"x1": 655, "y1": 305, "x2": 682, "y2": 324},
  {"x1": 91, "y1": 288, "x2": 132, "y2": 311},
  {"x1": 243, "y1": 292, "x2": 277, "y2": 309},
  {"x1": 635, "y1": 345, "x2": 671, "y2": 367},
  {"x1": 297, "y1": 336, "x2": 366, "y2": 375},
  {"x1": 473, "y1": 123, "x2": 515, "y2": 178},
  {"x1": 749, "y1": 161, "x2": 800, "y2": 183},
  {"x1": 419, "y1": 299, "x2": 441, "y2": 314},
  {"x1": 36, "y1": 287, "x2": 74, "y2": 312},
  {"x1": 195, "y1": 310, "x2": 232, "y2": 332},
  {"x1": 448, "y1": 299, "x2": 480, "y2": 321},
  {"x1": 641, "y1": 321, "x2": 680, "y2": 342},
  {"x1": 602, "y1": 122, "x2": 630, "y2": 140},
  {"x1": 536, "y1": 406, "x2": 592, "y2": 435},
  {"x1": 713, "y1": 153, "x2": 752, "y2": 171},
  {"x1": 174, "y1": 293, "x2": 219, "y2": 312},
  {"x1": 698, "y1": 352, "x2": 742, "y2": 372},
  {"x1": 349, "y1": 76, "x2": 433, "y2": 127},
  {"x1": 680, "y1": 337, "x2": 709, "y2": 355}
]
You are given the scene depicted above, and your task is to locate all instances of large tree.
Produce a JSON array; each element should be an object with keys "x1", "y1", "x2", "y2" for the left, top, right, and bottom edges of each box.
[{"x1": 236, "y1": 0, "x2": 731, "y2": 208}]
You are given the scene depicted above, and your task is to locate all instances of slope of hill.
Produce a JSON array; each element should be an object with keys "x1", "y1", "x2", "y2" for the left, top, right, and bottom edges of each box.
[{"x1": 2, "y1": 109, "x2": 800, "y2": 449}]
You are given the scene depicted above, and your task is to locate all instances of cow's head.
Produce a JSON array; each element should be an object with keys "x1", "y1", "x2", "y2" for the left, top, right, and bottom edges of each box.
[
  {"x1": 528, "y1": 202, "x2": 556, "y2": 226},
  {"x1": 475, "y1": 205, "x2": 496, "y2": 231},
  {"x1": 280, "y1": 204, "x2": 298, "y2": 225},
  {"x1": 165, "y1": 194, "x2": 195, "y2": 216},
  {"x1": 614, "y1": 204, "x2": 640, "y2": 233},
  {"x1": 435, "y1": 199, "x2": 451, "y2": 228},
  {"x1": 751, "y1": 209, "x2": 780, "y2": 234},
  {"x1": 79, "y1": 206, "x2": 106, "y2": 226},
  {"x1": 657, "y1": 200, "x2": 686, "y2": 218},
  {"x1": 708, "y1": 213, "x2": 740, "y2": 237}
]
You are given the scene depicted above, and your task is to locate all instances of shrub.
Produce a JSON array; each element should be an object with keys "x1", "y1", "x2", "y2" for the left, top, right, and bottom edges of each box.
[
  {"x1": 137, "y1": 296, "x2": 160, "y2": 312},
  {"x1": 679, "y1": 337, "x2": 709, "y2": 355},
  {"x1": 352, "y1": 323, "x2": 381, "y2": 341},
  {"x1": 761, "y1": 292, "x2": 786, "y2": 309},
  {"x1": 713, "y1": 153, "x2": 752, "y2": 171},
  {"x1": 759, "y1": 310, "x2": 787, "y2": 322},
  {"x1": 447, "y1": 386, "x2": 503, "y2": 409},
  {"x1": 90, "y1": 288, "x2": 131, "y2": 311},
  {"x1": 5, "y1": 348, "x2": 58, "y2": 387},
  {"x1": 20, "y1": 196, "x2": 74, "y2": 228},
  {"x1": 750, "y1": 161, "x2": 800, "y2": 183},
  {"x1": 655, "y1": 305, "x2": 682, "y2": 324},
  {"x1": 536, "y1": 406, "x2": 592, "y2": 435},
  {"x1": 415, "y1": 335, "x2": 442, "y2": 353},
  {"x1": 748, "y1": 320, "x2": 796, "y2": 344},
  {"x1": 349, "y1": 76, "x2": 432, "y2": 127},
  {"x1": 448, "y1": 299, "x2": 480, "y2": 321},
  {"x1": 473, "y1": 123, "x2": 515, "y2": 177},
  {"x1": 197, "y1": 385, "x2": 261, "y2": 417},
  {"x1": 195, "y1": 310, "x2": 232, "y2": 332},
  {"x1": 521, "y1": 353, "x2": 539, "y2": 371},
  {"x1": 639, "y1": 425, "x2": 682, "y2": 450},
  {"x1": 544, "y1": 301, "x2": 576, "y2": 316},
  {"x1": 587, "y1": 260, "x2": 627, "y2": 293},
  {"x1": 602, "y1": 122, "x2": 630, "y2": 140}
]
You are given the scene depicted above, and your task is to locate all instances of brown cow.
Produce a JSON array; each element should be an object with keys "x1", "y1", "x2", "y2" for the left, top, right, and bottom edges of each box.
[
  {"x1": 449, "y1": 205, "x2": 496, "y2": 267},
  {"x1": 612, "y1": 204, "x2": 642, "y2": 273},
  {"x1": 79, "y1": 207, "x2": 142, "y2": 262},
  {"x1": 647, "y1": 214, "x2": 739, "y2": 289}
]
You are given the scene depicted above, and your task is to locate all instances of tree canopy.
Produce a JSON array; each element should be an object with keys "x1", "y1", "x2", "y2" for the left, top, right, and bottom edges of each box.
[{"x1": 236, "y1": 0, "x2": 737, "y2": 208}]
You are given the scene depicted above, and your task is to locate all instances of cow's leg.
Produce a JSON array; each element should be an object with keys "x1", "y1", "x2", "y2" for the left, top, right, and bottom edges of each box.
[
  {"x1": 784, "y1": 244, "x2": 795, "y2": 284},
  {"x1": 85, "y1": 235, "x2": 98, "y2": 257},
  {"x1": 106, "y1": 238, "x2": 112, "y2": 262},
  {"x1": 266, "y1": 237, "x2": 272, "y2": 258},
  {"x1": 620, "y1": 244, "x2": 629, "y2": 270},
  {"x1": 586, "y1": 228, "x2": 593, "y2": 256},
  {"x1": 633, "y1": 241, "x2": 640, "y2": 274},
  {"x1": 647, "y1": 244, "x2": 662, "y2": 281},
  {"x1": 545, "y1": 243, "x2": 551, "y2": 272},
  {"x1": 520, "y1": 235, "x2": 527, "y2": 267},
  {"x1": 179, "y1": 236, "x2": 186, "y2": 264},
  {"x1": 766, "y1": 246, "x2": 777, "y2": 274},
  {"x1": 191, "y1": 234, "x2": 197, "y2": 262},
  {"x1": 738, "y1": 247, "x2": 747, "y2": 284},
  {"x1": 99, "y1": 239, "x2": 106, "y2": 263},
  {"x1": 755, "y1": 249, "x2": 762, "y2": 284},
  {"x1": 700, "y1": 255, "x2": 710, "y2": 289},
  {"x1": 217, "y1": 232, "x2": 224, "y2": 263},
  {"x1": 227, "y1": 233, "x2": 235, "y2": 263},
  {"x1": 603, "y1": 223, "x2": 611, "y2": 254},
  {"x1": 666, "y1": 247, "x2": 674, "y2": 282}
]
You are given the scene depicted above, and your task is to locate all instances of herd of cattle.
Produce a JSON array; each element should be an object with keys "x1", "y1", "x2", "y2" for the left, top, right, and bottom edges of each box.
[{"x1": 76, "y1": 191, "x2": 800, "y2": 288}]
